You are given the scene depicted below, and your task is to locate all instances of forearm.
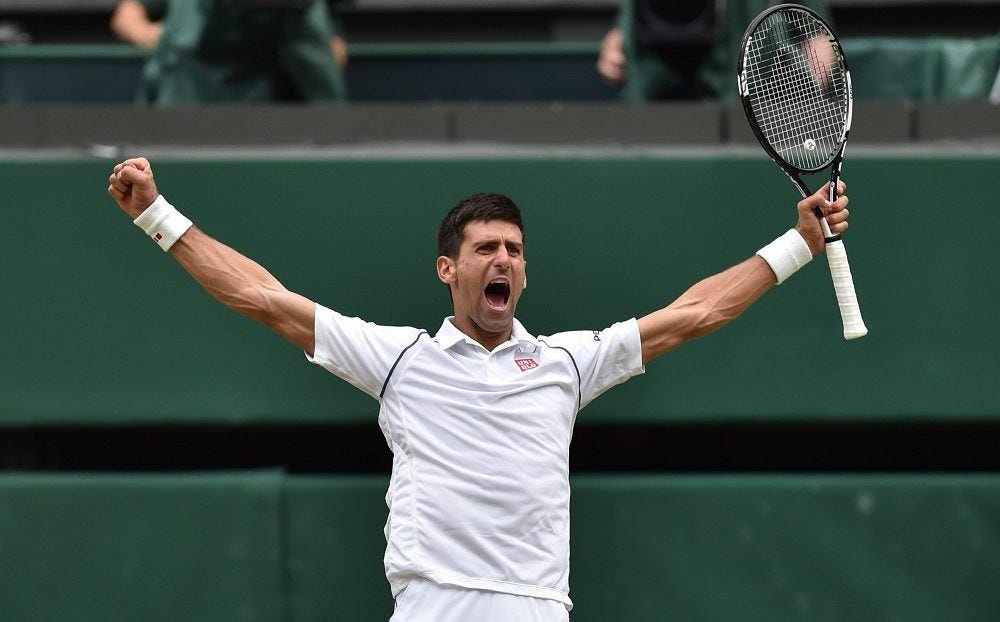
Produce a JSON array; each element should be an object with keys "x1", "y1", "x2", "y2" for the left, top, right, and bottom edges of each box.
[
  {"x1": 638, "y1": 256, "x2": 775, "y2": 362},
  {"x1": 170, "y1": 228, "x2": 276, "y2": 316}
]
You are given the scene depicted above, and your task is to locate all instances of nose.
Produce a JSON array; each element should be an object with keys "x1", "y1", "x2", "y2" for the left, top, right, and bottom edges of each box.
[{"x1": 493, "y1": 246, "x2": 510, "y2": 269}]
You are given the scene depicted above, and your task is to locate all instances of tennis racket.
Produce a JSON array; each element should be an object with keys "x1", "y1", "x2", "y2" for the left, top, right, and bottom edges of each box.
[{"x1": 737, "y1": 3, "x2": 868, "y2": 340}]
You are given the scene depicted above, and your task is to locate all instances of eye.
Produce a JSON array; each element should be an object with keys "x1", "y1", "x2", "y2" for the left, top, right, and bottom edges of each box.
[{"x1": 507, "y1": 245, "x2": 522, "y2": 257}]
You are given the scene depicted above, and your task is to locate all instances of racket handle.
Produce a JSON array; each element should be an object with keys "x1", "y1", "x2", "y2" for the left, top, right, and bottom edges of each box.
[{"x1": 825, "y1": 239, "x2": 868, "y2": 339}]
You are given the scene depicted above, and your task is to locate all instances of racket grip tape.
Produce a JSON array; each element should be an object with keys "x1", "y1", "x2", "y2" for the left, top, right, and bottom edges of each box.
[{"x1": 825, "y1": 239, "x2": 868, "y2": 339}]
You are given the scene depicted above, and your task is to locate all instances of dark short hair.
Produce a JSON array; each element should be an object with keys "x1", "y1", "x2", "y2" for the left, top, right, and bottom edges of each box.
[{"x1": 437, "y1": 193, "x2": 524, "y2": 259}]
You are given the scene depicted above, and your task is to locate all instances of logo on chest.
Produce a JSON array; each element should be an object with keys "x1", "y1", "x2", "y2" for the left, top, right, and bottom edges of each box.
[{"x1": 514, "y1": 357, "x2": 540, "y2": 372}]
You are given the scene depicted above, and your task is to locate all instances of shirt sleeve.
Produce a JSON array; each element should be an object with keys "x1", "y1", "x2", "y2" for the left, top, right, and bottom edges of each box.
[
  {"x1": 541, "y1": 318, "x2": 645, "y2": 410},
  {"x1": 305, "y1": 304, "x2": 424, "y2": 400}
]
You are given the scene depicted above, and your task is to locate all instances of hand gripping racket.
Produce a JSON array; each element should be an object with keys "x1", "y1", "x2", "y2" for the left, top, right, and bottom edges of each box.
[{"x1": 737, "y1": 3, "x2": 868, "y2": 339}]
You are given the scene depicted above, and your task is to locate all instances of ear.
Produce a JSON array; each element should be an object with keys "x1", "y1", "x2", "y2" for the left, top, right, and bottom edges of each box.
[
  {"x1": 523, "y1": 274, "x2": 527, "y2": 290},
  {"x1": 436, "y1": 255, "x2": 456, "y2": 285}
]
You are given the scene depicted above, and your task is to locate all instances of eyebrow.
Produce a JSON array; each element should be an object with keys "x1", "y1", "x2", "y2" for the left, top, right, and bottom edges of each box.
[{"x1": 472, "y1": 237, "x2": 523, "y2": 249}]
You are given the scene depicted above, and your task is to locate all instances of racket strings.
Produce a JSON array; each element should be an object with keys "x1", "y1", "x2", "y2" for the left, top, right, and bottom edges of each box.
[
  {"x1": 750, "y1": 19, "x2": 844, "y2": 155},
  {"x1": 744, "y1": 9, "x2": 848, "y2": 170}
]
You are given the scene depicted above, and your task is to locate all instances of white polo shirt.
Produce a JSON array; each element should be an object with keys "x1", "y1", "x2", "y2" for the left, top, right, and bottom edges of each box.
[{"x1": 307, "y1": 305, "x2": 645, "y2": 610}]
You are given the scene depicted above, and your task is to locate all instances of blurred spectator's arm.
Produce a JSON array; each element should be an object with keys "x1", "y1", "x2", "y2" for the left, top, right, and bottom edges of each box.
[
  {"x1": 597, "y1": 27, "x2": 627, "y2": 85},
  {"x1": 110, "y1": 0, "x2": 162, "y2": 51},
  {"x1": 331, "y1": 35, "x2": 348, "y2": 69},
  {"x1": 328, "y1": 11, "x2": 348, "y2": 69}
]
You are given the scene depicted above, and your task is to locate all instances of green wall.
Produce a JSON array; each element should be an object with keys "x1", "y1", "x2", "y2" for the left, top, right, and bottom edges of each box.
[
  {"x1": 1, "y1": 472, "x2": 997, "y2": 622},
  {"x1": 3, "y1": 154, "x2": 999, "y2": 426},
  {"x1": 0, "y1": 472, "x2": 287, "y2": 621}
]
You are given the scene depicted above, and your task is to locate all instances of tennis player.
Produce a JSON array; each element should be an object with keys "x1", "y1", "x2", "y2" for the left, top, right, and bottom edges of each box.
[{"x1": 108, "y1": 157, "x2": 849, "y2": 622}]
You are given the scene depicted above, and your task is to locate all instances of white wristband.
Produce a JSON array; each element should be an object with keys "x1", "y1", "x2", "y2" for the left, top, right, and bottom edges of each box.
[
  {"x1": 133, "y1": 195, "x2": 193, "y2": 252},
  {"x1": 756, "y1": 229, "x2": 813, "y2": 285}
]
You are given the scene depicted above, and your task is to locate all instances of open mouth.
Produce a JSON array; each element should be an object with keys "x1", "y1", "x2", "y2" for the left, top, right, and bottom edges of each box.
[{"x1": 484, "y1": 279, "x2": 511, "y2": 311}]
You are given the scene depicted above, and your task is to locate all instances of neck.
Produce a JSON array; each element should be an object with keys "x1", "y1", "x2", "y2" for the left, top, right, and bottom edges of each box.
[{"x1": 451, "y1": 315, "x2": 512, "y2": 351}]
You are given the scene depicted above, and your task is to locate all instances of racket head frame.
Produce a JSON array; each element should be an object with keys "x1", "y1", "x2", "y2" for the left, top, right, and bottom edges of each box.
[{"x1": 736, "y1": 2, "x2": 853, "y2": 185}]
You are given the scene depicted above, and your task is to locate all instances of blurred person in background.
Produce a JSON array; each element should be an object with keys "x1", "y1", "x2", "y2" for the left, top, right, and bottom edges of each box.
[
  {"x1": 111, "y1": 0, "x2": 348, "y2": 104},
  {"x1": 597, "y1": 0, "x2": 830, "y2": 100}
]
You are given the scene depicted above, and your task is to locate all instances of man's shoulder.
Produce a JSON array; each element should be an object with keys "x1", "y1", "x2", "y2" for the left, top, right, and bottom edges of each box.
[
  {"x1": 539, "y1": 318, "x2": 638, "y2": 339},
  {"x1": 537, "y1": 318, "x2": 641, "y2": 354},
  {"x1": 315, "y1": 304, "x2": 427, "y2": 344}
]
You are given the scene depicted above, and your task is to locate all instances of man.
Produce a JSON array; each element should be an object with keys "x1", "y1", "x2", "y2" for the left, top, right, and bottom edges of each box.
[{"x1": 108, "y1": 157, "x2": 850, "y2": 621}]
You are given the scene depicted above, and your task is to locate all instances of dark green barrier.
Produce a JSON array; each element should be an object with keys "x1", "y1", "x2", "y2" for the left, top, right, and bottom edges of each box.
[
  {"x1": 285, "y1": 476, "x2": 394, "y2": 621},
  {"x1": 2, "y1": 39, "x2": 997, "y2": 104},
  {"x1": 0, "y1": 43, "x2": 616, "y2": 104},
  {"x1": 0, "y1": 471, "x2": 287, "y2": 622},
  {"x1": 2, "y1": 473, "x2": 997, "y2": 622},
  {"x1": 0, "y1": 45, "x2": 145, "y2": 104},
  {"x1": 346, "y1": 42, "x2": 618, "y2": 102},
  {"x1": 3, "y1": 155, "x2": 999, "y2": 426},
  {"x1": 569, "y1": 475, "x2": 1000, "y2": 622}
]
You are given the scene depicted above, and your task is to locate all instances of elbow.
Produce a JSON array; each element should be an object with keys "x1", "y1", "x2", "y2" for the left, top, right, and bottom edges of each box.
[
  {"x1": 220, "y1": 283, "x2": 278, "y2": 326},
  {"x1": 235, "y1": 284, "x2": 304, "y2": 340},
  {"x1": 233, "y1": 284, "x2": 313, "y2": 353},
  {"x1": 687, "y1": 307, "x2": 731, "y2": 341},
  {"x1": 670, "y1": 300, "x2": 734, "y2": 344},
  {"x1": 641, "y1": 305, "x2": 719, "y2": 362}
]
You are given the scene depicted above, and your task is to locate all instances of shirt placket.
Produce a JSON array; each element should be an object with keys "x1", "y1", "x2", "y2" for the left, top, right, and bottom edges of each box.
[{"x1": 484, "y1": 350, "x2": 497, "y2": 382}]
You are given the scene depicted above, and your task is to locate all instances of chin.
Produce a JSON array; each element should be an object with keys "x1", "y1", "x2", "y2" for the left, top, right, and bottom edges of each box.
[
  {"x1": 472, "y1": 310, "x2": 514, "y2": 334},
  {"x1": 481, "y1": 317, "x2": 513, "y2": 334}
]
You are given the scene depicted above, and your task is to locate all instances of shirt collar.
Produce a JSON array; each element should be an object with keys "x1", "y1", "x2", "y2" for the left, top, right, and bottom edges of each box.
[{"x1": 435, "y1": 317, "x2": 539, "y2": 352}]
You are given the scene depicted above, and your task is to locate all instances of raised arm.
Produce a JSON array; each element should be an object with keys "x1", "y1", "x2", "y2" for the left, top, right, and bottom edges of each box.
[
  {"x1": 108, "y1": 158, "x2": 317, "y2": 356},
  {"x1": 638, "y1": 182, "x2": 850, "y2": 364}
]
